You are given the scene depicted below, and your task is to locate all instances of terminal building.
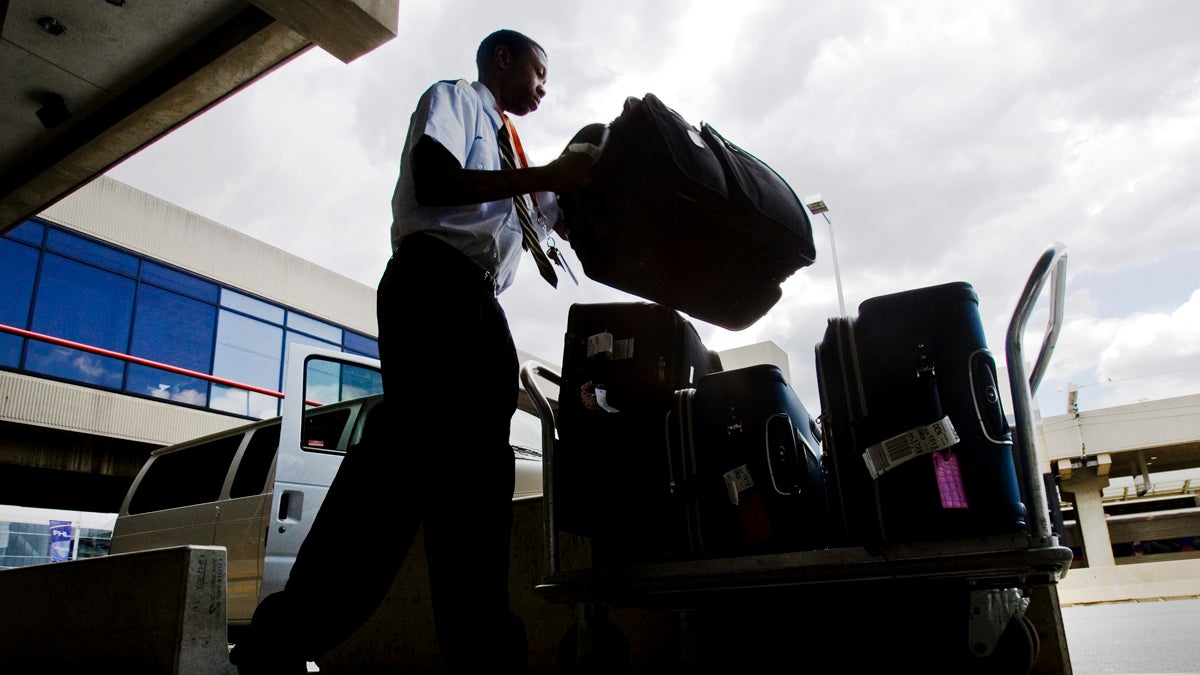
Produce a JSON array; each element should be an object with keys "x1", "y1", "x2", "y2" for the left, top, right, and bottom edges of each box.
[{"x1": 0, "y1": 175, "x2": 396, "y2": 558}]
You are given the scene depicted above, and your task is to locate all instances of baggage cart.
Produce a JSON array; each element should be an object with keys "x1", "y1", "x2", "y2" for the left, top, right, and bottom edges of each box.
[{"x1": 520, "y1": 243, "x2": 1073, "y2": 674}]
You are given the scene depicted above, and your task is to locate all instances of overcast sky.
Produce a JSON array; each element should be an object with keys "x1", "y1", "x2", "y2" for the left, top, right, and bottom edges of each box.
[{"x1": 106, "y1": 0, "x2": 1200, "y2": 420}]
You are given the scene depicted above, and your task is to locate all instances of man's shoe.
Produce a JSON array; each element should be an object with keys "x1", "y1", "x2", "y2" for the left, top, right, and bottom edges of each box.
[{"x1": 229, "y1": 641, "x2": 307, "y2": 675}]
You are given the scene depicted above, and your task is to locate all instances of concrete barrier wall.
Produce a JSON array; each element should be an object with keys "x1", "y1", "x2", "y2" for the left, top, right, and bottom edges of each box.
[
  {"x1": 0, "y1": 545, "x2": 233, "y2": 673},
  {"x1": 1057, "y1": 558, "x2": 1200, "y2": 606}
]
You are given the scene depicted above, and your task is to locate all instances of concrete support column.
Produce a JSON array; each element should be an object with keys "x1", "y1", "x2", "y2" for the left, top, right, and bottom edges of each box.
[{"x1": 1060, "y1": 457, "x2": 1114, "y2": 568}]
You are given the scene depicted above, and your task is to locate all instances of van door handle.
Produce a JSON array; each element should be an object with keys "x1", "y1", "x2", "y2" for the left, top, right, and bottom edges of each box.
[{"x1": 278, "y1": 490, "x2": 304, "y2": 522}]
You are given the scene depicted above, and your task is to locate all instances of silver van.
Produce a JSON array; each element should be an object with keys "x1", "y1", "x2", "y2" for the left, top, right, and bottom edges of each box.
[{"x1": 109, "y1": 346, "x2": 545, "y2": 627}]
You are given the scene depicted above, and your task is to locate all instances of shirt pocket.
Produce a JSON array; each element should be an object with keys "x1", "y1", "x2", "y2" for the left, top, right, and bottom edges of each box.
[{"x1": 464, "y1": 134, "x2": 494, "y2": 171}]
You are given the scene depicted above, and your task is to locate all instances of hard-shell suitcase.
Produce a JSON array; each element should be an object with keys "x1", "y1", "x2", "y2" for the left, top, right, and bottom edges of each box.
[
  {"x1": 555, "y1": 301, "x2": 723, "y2": 565},
  {"x1": 559, "y1": 94, "x2": 816, "y2": 331},
  {"x1": 814, "y1": 281, "x2": 1026, "y2": 545},
  {"x1": 670, "y1": 364, "x2": 831, "y2": 559}
]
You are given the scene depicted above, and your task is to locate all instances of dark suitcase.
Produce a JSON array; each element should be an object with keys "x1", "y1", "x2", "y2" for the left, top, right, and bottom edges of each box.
[
  {"x1": 559, "y1": 94, "x2": 816, "y2": 331},
  {"x1": 555, "y1": 301, "x2": 723, "y2": 565},
  {"x1": 670, "y1": 364, "x2": 831, "y2": 558},
  {"x1": 814, "y1": 281, "x2": 1026, "y2": 545}
]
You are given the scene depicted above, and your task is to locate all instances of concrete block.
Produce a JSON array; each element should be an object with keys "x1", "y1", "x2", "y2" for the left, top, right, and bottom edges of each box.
[
  {"x1": 0, "y1": 545, "x2": 233, "y2": 674},
  {"x1": 1057, "y1": 558, "x2": 1200, "y2": 605}
]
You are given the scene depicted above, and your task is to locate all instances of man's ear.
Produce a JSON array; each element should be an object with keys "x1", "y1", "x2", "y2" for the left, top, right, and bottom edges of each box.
[{"x1": 494, "y1": 44, "x2": 512, "y2": 70}]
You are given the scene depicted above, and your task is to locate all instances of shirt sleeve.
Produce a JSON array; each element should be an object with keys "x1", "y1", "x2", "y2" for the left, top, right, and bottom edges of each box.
[{"x1": 416, "y1": 80, "x2": 481, "y2": 168}]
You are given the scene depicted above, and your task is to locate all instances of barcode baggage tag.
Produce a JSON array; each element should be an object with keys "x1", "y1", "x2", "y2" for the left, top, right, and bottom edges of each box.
[{"x1": 862, "y1": 416, "x2": 960, "y2": 479}]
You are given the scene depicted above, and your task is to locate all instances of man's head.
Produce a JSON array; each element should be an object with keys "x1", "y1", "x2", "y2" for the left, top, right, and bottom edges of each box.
[{"x1": 477, "y1": 29, "x2": 548, "y2": 117}]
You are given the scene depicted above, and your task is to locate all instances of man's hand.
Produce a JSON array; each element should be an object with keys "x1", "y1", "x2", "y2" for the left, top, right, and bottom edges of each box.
[
  {"x1": 412, "y1": 136, "x2": 594, "y2": 207},
  {"x1": 544, "y1": 148, "x2": 595, "y2": 193}
]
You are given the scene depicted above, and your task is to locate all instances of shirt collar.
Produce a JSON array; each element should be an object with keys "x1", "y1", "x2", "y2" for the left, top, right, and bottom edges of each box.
[{"x1": 472, "y1": 81, "x2": 504, "y2": 130}]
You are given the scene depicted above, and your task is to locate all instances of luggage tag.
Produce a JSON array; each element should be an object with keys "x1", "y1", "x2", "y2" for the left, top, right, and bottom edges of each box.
[
  {"x1": 862, "y1": 416, "x2": 959, "y2": 479},
  {"x1": 580, "y1": 381, "x2": 620, "y2": 413},
  {"x1": 862, "y1": 353, "x2": 961, "y2": 479},
  {"x1": 934, "y1": 451, "x2": 969, "y2": 509},
  {"x1": 724, "y1": 465, "x2": 772, "y2": 544}
]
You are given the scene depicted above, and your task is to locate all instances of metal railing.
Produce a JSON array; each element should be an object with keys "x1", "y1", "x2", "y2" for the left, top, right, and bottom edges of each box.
[
  {"x1": 0, "y1": 322, "x2": 323, "y2": 407},
  {"x1": 1006, "y1": 242, "x2": 1069, "y2": 546}
]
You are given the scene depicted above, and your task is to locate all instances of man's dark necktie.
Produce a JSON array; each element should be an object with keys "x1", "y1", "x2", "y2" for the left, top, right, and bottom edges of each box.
[{"x1": 498, "y1": 116, "x2": 558, "y2": 288}]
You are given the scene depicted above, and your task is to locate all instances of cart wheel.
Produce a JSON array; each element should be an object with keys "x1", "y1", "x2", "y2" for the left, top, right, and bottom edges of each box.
[
  {"x1": 1021, "y1": 614, "x2": 1041, "y2": 664},
  {"x1": 556, "y1": 620, "x2": 631, "y2": 674},
  {"x1": 966, "y1": 613, "x2": 1038, "y2": 675}
]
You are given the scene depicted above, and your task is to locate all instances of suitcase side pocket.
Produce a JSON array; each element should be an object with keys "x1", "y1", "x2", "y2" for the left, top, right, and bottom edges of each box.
[{"x1": 699, "y1": 122, "x2": 816, "y2": 269}]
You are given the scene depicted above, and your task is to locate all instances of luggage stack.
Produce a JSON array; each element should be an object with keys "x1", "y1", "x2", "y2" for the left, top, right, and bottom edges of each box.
[
  {"x1": 551, "y1": 95, "x2": 833, "y2": 564},
  {"x1": 814, "y1": 281, "x2": 1027, "y2": 546}
]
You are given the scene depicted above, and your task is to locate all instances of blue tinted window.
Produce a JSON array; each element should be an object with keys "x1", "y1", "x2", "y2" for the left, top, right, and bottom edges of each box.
[
  {"x1": 127, "y1": 363, "x2": 211, "y2": 407},
  {"x1": 6, "y1": 220, "x2": 45, "y2": 246},
  {"x1": 30, "y1": 254, "x2": 135, "y2": 349},
  {"x1": 125, "y1": 286, "x2": 217, "y2": 405},
  {"x1": 45, "y1": 229, "x2": 138, "y2": 277},
  {"x1": 210, "y1": 384, "x2": 279, "y2": 419},
  {"x1": 141, "y1": 261, "x2": 219, "y2": 304},
  {"x1": 220, "y1": 289, "x2": 284, "y2": 324},
  {"x1": 0, "y1": 239, "x2": 39, "y2": 368},
  {"x1": 343, "y1": 330, "x2": 379, "y2": 359},
  {"x1": 26, "y1": 254, "x2": 134, "y2": 387},
  {"x1": 0, "y1": 333, "x2": 21, "y2": 368},
  {"x1": 130, "y1": 286, "x2": 217, "y2": 372},
  {"x1": 285, "y1": 330, "x2": 337, "y2": 361},
  {"x1": 213, "y1": 310, "x2": 283, "y2": 392},
  {"x1": 26, "y1": 341, "x2": 126, "y2": 388},
  {"x1": 287, "y1": 312, "x2": 342, "y2": 343}
]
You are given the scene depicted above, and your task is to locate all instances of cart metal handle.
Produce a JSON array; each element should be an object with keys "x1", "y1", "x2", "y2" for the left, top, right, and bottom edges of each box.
[
  {"x1": 1005, "y1": 242, "x2": 1068, "y2": 546},
  {"x1": 520, "y1": 360, "x2": 563, "y2": 576}
]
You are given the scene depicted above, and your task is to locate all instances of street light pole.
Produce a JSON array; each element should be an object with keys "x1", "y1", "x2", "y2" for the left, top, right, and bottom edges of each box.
[{"x1": 804, "y1": 194, "x2": 846, "y2": 316}]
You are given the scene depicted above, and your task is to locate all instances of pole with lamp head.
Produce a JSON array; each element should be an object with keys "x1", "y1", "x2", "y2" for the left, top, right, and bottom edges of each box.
[{"x1": 804, "y1": 194, "x2": 846, "y2": 317}]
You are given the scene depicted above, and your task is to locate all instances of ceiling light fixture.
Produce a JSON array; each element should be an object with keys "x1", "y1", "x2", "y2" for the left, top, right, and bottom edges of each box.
[
  {"x1": 35, "y1": 15, "x2": 67, "y2": 36},
  {"x1": 37, "y1": 93, "x2": 71, "y2": 129}
]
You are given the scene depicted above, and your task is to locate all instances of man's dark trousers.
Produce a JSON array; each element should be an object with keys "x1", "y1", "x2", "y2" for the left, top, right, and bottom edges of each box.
[{"x1": 235, "y1": 232, "x2": 525, "y2": 673}]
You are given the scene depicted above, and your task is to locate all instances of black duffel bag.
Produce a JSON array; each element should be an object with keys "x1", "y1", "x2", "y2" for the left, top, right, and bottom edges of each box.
[{"x1": 558, "y1": 93, "x2": 816, "y2": 331}]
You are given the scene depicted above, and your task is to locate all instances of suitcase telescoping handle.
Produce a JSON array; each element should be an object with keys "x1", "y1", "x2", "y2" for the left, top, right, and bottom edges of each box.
[
  {"x1": 1005, "y1": 242, "x2": 1068, "y2": 547},
  {"x1": 520, "y1": 360, "x2": 563, "y2": 577}
]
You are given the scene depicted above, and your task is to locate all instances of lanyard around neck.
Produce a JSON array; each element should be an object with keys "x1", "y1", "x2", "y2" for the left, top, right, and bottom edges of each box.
[
  {"x1": 501, "y1": 114, "x2": 543, "y2": 217},
  {"x1": 501, "y1": 114, "x2": 531, "y2": 167}
]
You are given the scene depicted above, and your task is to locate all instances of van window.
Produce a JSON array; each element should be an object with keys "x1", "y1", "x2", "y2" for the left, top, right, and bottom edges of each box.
[
  {"x1": 128, "y1": 435, "x2": 242, "y2": 513},
  {"x1": 305, "y1": 359, "x2": 383, "y2": 406},
  {"x1": 302, "y1": 406, "x2": 353, "y2": 452},
  {"x1": 229, "y1": 423, "x2": 281, "y2": 498},
  {"x1": 510, "y1": 408, "x2": 543, "y2": 459}
]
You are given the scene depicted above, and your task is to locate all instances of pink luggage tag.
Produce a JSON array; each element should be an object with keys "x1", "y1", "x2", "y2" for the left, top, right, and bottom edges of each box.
[{"x1": 934, "y1": 450, "x2": 968, "y2": 509}]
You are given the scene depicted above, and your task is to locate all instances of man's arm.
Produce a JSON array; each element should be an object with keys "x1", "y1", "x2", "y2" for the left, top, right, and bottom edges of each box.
[{"x1": 412, "y1": 136, "x2": 592, "y2": 207}]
